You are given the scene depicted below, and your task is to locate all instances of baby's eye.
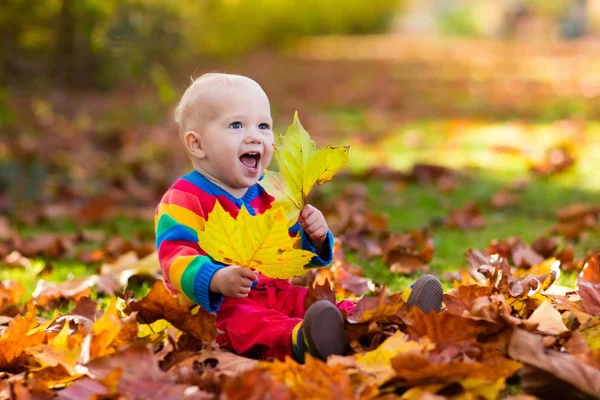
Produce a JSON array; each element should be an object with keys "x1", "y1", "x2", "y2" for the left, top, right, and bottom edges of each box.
[
  {"x1": 258, "y1": 123, "x2": 270, "y2": 130},
  {"x1": 229, "y1": 121, "x2": 242, "y2": 129}
]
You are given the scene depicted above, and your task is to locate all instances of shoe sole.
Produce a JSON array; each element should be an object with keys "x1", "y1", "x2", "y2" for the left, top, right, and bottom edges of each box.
[
  {"x1": 406, "y1": 274, "x2": 443, "y2": 313},
  {"x1": 303, "y1": 300, "x2": 346, "y2": 359}
]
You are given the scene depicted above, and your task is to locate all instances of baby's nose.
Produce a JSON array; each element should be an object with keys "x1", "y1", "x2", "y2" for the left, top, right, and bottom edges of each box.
[{"x1": 245, "y1": 133, "x2": 262, "y2": 144}]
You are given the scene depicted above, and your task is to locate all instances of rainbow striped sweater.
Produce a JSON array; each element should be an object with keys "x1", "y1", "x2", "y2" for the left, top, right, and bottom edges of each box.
[{"x1": 155, "y1": 170, "x2": 334, "y2": 312}]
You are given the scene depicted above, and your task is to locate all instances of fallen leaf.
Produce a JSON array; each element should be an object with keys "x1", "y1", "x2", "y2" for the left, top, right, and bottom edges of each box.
[
  {"x1": 260, "y1": 355, "x2": 356, "y2": 400},
  {"x1": 0, "y1": 280, "x2": 24, "y2": 317},
  {"x1": 577, "y1": 278, "x2": 600, "y2": 315},
  {"x1": 221, "y1": 368, "x2": 292, "y2": 400},
  {"x1": 46, "y1": 296, "x2": 101, "y2": 333},
  {"x1": 582, "y1": 255, "x2": 600, "y2": 283},
  {"x1": 509, "y1": 328, "x2": 600, "y2": 398},
  {"x1": 27, "y1": 322, "x2": 84, "y2": 378},
  {"x1": 531, "y1": 236, "x2": 558, "y2": 258},
  {"x1": 354, "y1": 332, "x2": 430, "y2": 377},
  {"x1": 32, "y1": 275, "x2": 119, "y2": 308},
  {"x1": 100, "y1": 250, "x2": 161, "y2": 286},
  {"x1": 391, "y1": 351, "x2": 521, "y2": 386},
  {"x1": 0, "y1": 308, "x2": 46, "y2": 372},
  {"x1": 304, "y1": 278, "x2": 336, "y2": 310},
  {"x1": 3, "y1": 251, "x2": 31, "y2": 269},
  {"x1": 490, "y1": 191, "x2": 522, "y2": 209},
  {"x1": 197, "y1": 202, "x2": 315, "y2": 279},
  {"x1": 126, "y1": 281, "x2": 217, "y2": 346},
  {"x1": 443, "y1": 285, "x2": 493, "y2": 316},
  {"x1": 61, "y1": 344, "x2": 204, "y2": 400},
  {"x1": 406, "y1": 308, "x2": 490, "y2": 346},
  {"x1": 382, "y1": 231, "x2": 434, "y2": 275},
  {"x1": 444, "y1": 202, "x2": 485, "y2": 230},
  {"x1": 531, "y1": 146, "x2": 575, "y2": 176},
  {"x1": 526, "y1": 300, "x2": 568, "y2": 335},
  {"x1": 512, "y1": 243, "x2": 545, "y2": 269},
  {"x1": 170, "y1": 350, "x2": 258, "y2": 378},
  {"x1": 347, "y1": 289, "x2": 405, "y2": 324}
]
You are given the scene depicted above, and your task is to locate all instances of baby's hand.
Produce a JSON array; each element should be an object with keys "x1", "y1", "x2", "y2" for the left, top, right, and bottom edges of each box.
[
  {"x1": 210, "y1": 265, "x2": 257, "y2": 298},
  {"x1": 299, "y1": 204, "x2": 329, "y2": 251}
]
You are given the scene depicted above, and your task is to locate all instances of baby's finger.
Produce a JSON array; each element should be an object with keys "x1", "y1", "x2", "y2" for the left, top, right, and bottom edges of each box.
[
  {"x1": 303, "y1": 212, "x2": 320, "y2": 227},
  {"x1": 240, "y1": 277, "x2": 253, "y2": 287},
  {"x1": 305, "y1": 221, "x2": 322, "y2": 235},
  {"x1": 299, "y1": 205, "x2": 314, "y2": 222},
  {"x1": 233, "y1": 292, "x2": 249, "y2": 298},
  {"x1": 238, "y1": 286, "x2": 251, "y2": 295},
  {"x1": 237, "y1": 267, "x2": 258, "y2": 280}
]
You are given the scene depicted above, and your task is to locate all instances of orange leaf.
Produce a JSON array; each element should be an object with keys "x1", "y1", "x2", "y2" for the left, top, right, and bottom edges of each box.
[
  {"x1": 0, "y1": 308, "x2": 46, "y2": 372},
  {"x1": 347, "y1": 289, "x2": 405, "y2": 324},
  {"x1": 126, "y1": 281, "x2": 217, "y2": 346}
]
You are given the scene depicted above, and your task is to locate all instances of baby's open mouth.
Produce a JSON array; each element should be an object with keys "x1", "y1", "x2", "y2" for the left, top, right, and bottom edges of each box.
[{"x1": 240, "y1": 152, "x2": 261, "y2": 170}]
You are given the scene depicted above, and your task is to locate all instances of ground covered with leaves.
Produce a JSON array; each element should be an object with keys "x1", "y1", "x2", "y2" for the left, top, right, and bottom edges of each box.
[{"x1": 2, "y1": 43, "x2": 600, "y2": 399}]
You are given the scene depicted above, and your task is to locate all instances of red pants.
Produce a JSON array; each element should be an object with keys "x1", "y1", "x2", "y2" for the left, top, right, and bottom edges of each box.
[{"x1": 216, "y1": 275, "x2": 355, "y2": 361}]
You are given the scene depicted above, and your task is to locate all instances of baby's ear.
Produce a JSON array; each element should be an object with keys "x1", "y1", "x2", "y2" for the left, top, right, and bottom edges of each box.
[{"x1": 183, "y1": 130, "x2": 206, "y2": 159}]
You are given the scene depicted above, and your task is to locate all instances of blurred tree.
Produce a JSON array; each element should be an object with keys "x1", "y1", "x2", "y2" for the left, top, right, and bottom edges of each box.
[{"x1": 1, "y1": 0, "x2": 402, "y2": 88}]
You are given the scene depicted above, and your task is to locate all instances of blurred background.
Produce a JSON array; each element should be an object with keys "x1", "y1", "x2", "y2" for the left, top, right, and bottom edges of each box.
[{"x1": 2, "y1": 0, "x2": 600, "y2": 291}]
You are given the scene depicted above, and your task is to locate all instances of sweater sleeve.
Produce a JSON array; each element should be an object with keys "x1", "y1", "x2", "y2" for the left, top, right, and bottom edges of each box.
[
  {"x1": 155, "y1": 192, "x2": 225, "y2": 312},
  {"x1": 289, "y1": 221, "x2": 334, "y2": 267}
]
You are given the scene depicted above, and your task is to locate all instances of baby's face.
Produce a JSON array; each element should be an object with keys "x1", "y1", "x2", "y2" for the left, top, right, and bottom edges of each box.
[{"x1": 197, "y1": 85, "x2": 274, "y2": 194}]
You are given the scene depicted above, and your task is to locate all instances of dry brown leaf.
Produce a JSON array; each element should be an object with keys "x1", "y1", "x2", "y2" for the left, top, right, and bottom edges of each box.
[
  {"x1": 170, "y1": 350, "x2": 258, "y2": 378},
  {"x1": 60, "y1": 344, "x2": 206, "y2": 400},
  {"x1": 0, "y1": 308, "x2": 47, "y2": 372},
  {"x1": 444, "y1": 202, "x2": 485, "y2": 230},
  {"x1": 512, "y1": 243, "x2": 545, "y2": 269},
  {"x1": 526, "y1": 300, "x2": 568, "y2": 336},
  {"x1": 443, "y1": 285, "x2": 493, "y2": 316},
  {"x1": 260, "y1": 355, "x2": 356, "y2": 400},
  {"x1": 85, "y1": 298, "x2": 135, "y2": 361},
  {"x1": 304, "y1": 278, "x2": 336, "y2": 310},
  {"x1": 405, "y1": 308, "x2": 490, "y2": 346},
  {"x1": 0, "y1": 280, "x2": 24, "y2": 317},
  {"x1": 509, "y1": 328, "x2": 600, "y2": 398},
  {"x1": 126, "y1": 281, "x2": 217, "y2": 346},
  {"x1": 100, "y1": 250, "x2": 161, "y2": 286},
  {"x1": 46, "y1": 297, "x2": 102, "y2": 333},
  {"x1": 391, "y1": 351, "x2": 521, "y2": 385},
  {"x1": 382, "y1": 231, "x2": 434, "y2": 275},
  {"x1": 3, "y1": 251, "x2": 32, "y2": 269},
  {"x1": 220, "y1": 368, "x2": 292, "y2": 400},
  {"x1": 347, "y1": 289, "x2": 405, "y2": 324},
  {"x1": 32, "y1": 275, "x2": 119, "y2": 308},
  {"x1": 490, "y1": 191, "x2": 522, "y2": 209},
  {"x1": 530, "y1": 146, "x2": 575, "y2": 176},
  {"x1": 26, "y1": 323, "x2": 85, "y2": 385},
  {"x1": 532, "y1": 236, "x2": 558, "y2": 258}
]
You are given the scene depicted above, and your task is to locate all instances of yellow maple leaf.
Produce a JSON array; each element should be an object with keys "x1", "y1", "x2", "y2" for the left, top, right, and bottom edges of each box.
[
  {"x1": 355, "y1": 331, "x2": 431, "y2": 377},
  {"x1": 261, "y1": 112, "x2": 349, "y2": 222},
  {"x1": 28, "y1": 322, "x2": 83, "y2": 377},
  {"x1": 197, "y1": 202, "x2": 316, "y2": 278}
]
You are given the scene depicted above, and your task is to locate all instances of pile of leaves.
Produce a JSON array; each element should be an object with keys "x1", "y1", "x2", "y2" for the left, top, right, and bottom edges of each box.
[{"x1": 2, "y1": 241, "x2": 600, "y2": 399}]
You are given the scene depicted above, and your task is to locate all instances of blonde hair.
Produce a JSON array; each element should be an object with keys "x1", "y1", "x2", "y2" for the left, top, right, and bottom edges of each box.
[{"x1": 174, "y1": 73, "x2": 264, "y2": 134}]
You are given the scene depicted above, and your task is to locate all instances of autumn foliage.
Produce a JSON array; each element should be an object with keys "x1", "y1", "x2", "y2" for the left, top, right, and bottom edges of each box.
[{"x1": 2, "y1": 187, "x2": 600, "y2": 399}]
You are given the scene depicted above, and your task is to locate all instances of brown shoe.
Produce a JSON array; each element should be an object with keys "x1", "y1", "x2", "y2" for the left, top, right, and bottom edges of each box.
[
  {"x1": 407, "y1": 274, "x2": 443, "y2": 313},
  {"x1": 294, "y1": 300, "x2": 346, "y2": 362}
]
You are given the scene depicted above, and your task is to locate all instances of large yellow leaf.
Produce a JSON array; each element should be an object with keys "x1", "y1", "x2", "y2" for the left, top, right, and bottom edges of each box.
[
  {"x1": 355, "y1": 332, "x2": 431, "y2": 376},
  {"x1": 28, "y1": 322, "x2": 83, "y2": 377},
  {"x1": 261, "y1": 112, "x2": 349, "y2": 221},
  {"x1": 197, "y1": 202, "x2": 315, "y2": 278}
]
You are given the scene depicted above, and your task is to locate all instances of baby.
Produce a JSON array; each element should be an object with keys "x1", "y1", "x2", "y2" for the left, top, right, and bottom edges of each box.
[{"x1": 155, "y1": 73, "x2": 444, "y2": 362}]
